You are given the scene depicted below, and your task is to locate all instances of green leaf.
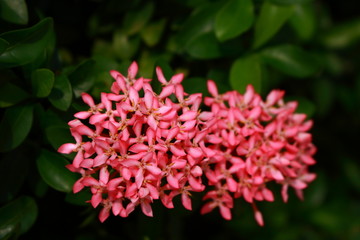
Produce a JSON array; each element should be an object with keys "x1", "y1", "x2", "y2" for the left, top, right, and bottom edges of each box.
[
  {"x1": 112, "y1": 31, "x2": 141, "y2": 60},
  {"x1": 48, "y1": 74, "x2": 73, "y2": 111},
  {"x1": 140, "y1": 19, "x2": 167, "y2": 47},
  {"x1": 90, "y1": 56, "x2": 120, "y2": 97},
  {"x1": 68, "y1": 59, "x2": 96, "y2": 98},
  {"x1": 0, "y1": 104, "x2": 33, "y2": 152},
  {"x1": 215, "y1": 0, "x2": 254, "y2": 42},
  {"x1": 230, "y1": 54, "x2": 262, "y2": 93},
  {"x1": 45, "y1": 126, "x2": 73, "y2": 151},
  {"x1": 289, "y1": 3, "x2": 316, "y2": 40},
  {"x1": 31, "y1": 68, "x2": 55, "y2": 98},
  {"x1": 123, "y1": 2, "x2": 154, "y2": 35},
  {"x1": 0, "y1": 38, "x2": 9, "y2": 55},
  {"x1": 0, "y1": 82, "x2": 29, "y2": 108},
  {"x1": 175, "y1": 2, "x2": 222, "y2": 50},
  {"x1": 36, "y1": 149, "x2": 77, "y2": 193},
  {"x1": 37, "y1": 107, "x2": 66, "y2": 130},
  {"x1": 321, "y1": 18, "x2": 360, "y2": 49},
  {"x1": 20, "y1": 29, "x2": 56, "y2": 74},
  {"x1": 186, "y1": 32, "x2": 222, "y2": 59},
  {"x1": 0, "y1": 196, "x2": 37, "y2": 238},
  {"x1": 261, "y1": 44, "x2": 320, "y2": 78},
  {"x1": 0, "y1": 18, "x2": 53, "y2": 68},
  {"x1": 253, "y1": 1, "x2": 294, "y2": 49},
  {"x1": 183, "y1": 77, "x2": 208, "y2": 95},
  {"x1": 0, "y1": 0, "x2": 28, "y2": 25}
]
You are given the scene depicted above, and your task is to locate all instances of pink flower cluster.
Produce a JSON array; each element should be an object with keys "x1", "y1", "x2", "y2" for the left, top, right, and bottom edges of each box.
[
  {"x1": 58, "y1": 62, "x2": 316, "y2": 225},
  {"x1": 200, "y1": 81, "x2": 316, "y2": 225}
]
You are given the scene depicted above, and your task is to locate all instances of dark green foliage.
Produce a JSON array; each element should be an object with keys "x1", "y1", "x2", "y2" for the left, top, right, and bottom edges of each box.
[{"x1": 0, "y1": 0, "x2": 359, "y2": 239}]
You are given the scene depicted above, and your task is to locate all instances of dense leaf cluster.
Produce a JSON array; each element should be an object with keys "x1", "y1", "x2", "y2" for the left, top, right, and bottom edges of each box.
[{"x1": 0, "y1": 0, "x2": 359, "y2": 239}]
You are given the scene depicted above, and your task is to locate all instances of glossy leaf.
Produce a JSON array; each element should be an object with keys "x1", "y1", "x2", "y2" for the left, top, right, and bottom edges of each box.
[
  {"x1": 112, "y1": 31, "x2": 141, "y2": 60},
  {"x1": 31, "y1": 68, "x2": 55, "y2": 98},
  {"x1": 0, "y1": 38, "x2": 9, "y2": 55},
  {"x1": 45, "y1": 126, "x2": 74, "y2": 151},
  {"x1": 0, "y1": 104, "x2": 33, "y2": 152},
  {"x1": 0, "y1": 18, "x2": 53, "y2": 68},
  {"x1": 230, "y1": 54, "x2": 262, "y2": 93},
  {"x1": 0, "y1": 196, "x2": 37, "y2": 238},
  {"x1": 321, "y1": 18, "x2": 360, "y2": 49},
  {"x1": 48, "y1": 74, "x2": 73, "y2": 111},
  {"x1": 175, "y1": 2, "x2": 222, "y2": 50},
  {"x1": 68, "y1": 59, "x2": 96, "y2": 98},
  {"x1": 186, "y1": 32, "x2": 222, "y2": 59},
  {"x1": 37, "y1": 107, "x2": 66, "y2": 130},
  {"x1": 0, "y1": 0, "x2": 28, "y2": 25},
  {"x1": 289, "y1": 3, "x2": 316, "y2": 40},
  {"x1": 253, "y1": 1, "x2": 294, "y2": 49},
  {"x1": 21, "y1": 28, "x2": 56, "y2": 72},
  {"x1": 215, "y1": 0, "x2": 254, "y2": 42},
  {"x1": 0, "y1": 82, "x2": 29, "y2": 108},
  {"x1": 90, "y1": 56, "x2": 120, "y2": 97},
  {"x1": 261, "y1": 44, "x2": 320, "y2": 78},
  {"x1": 36, "y1": 149, "x2": 77, "y2": 193},
  {"x1": 141, "y1": 19, "x2": 167, "y2": 47},
  {"x1": 123, "y1": 2, "x2": 154, "y2": 35}
]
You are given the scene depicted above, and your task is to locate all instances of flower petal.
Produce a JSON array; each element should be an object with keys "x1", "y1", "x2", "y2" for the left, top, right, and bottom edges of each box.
[
  {"x1": 181, "y1": 193, "x2": 192, "y2": 210},
  {"x1": 141, "y1": 200, "x2": 153, "y2": 217},
  {"x1": 58, "y1": 143, "x2": 77, "y2": 154},
  {"x1": 219, "y1": 204, "x2": 231, "y2": 220}
]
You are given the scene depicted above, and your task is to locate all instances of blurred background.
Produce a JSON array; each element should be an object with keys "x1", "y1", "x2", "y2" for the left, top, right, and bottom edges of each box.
[{"x1": 0, "y1": 0, "x2": 359, "y2": 239}]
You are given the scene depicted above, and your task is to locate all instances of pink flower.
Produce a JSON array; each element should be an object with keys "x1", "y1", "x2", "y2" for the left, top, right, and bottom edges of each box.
[
  {"x1": 199, "y1": 80, "x2": 316, "y2": 225},
  {"x1": 58, "y1": 61, "x2": 212, "y2": 222},
  {"x1": 58, "y1": 62, "x2": 316, "y2": 226}
]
